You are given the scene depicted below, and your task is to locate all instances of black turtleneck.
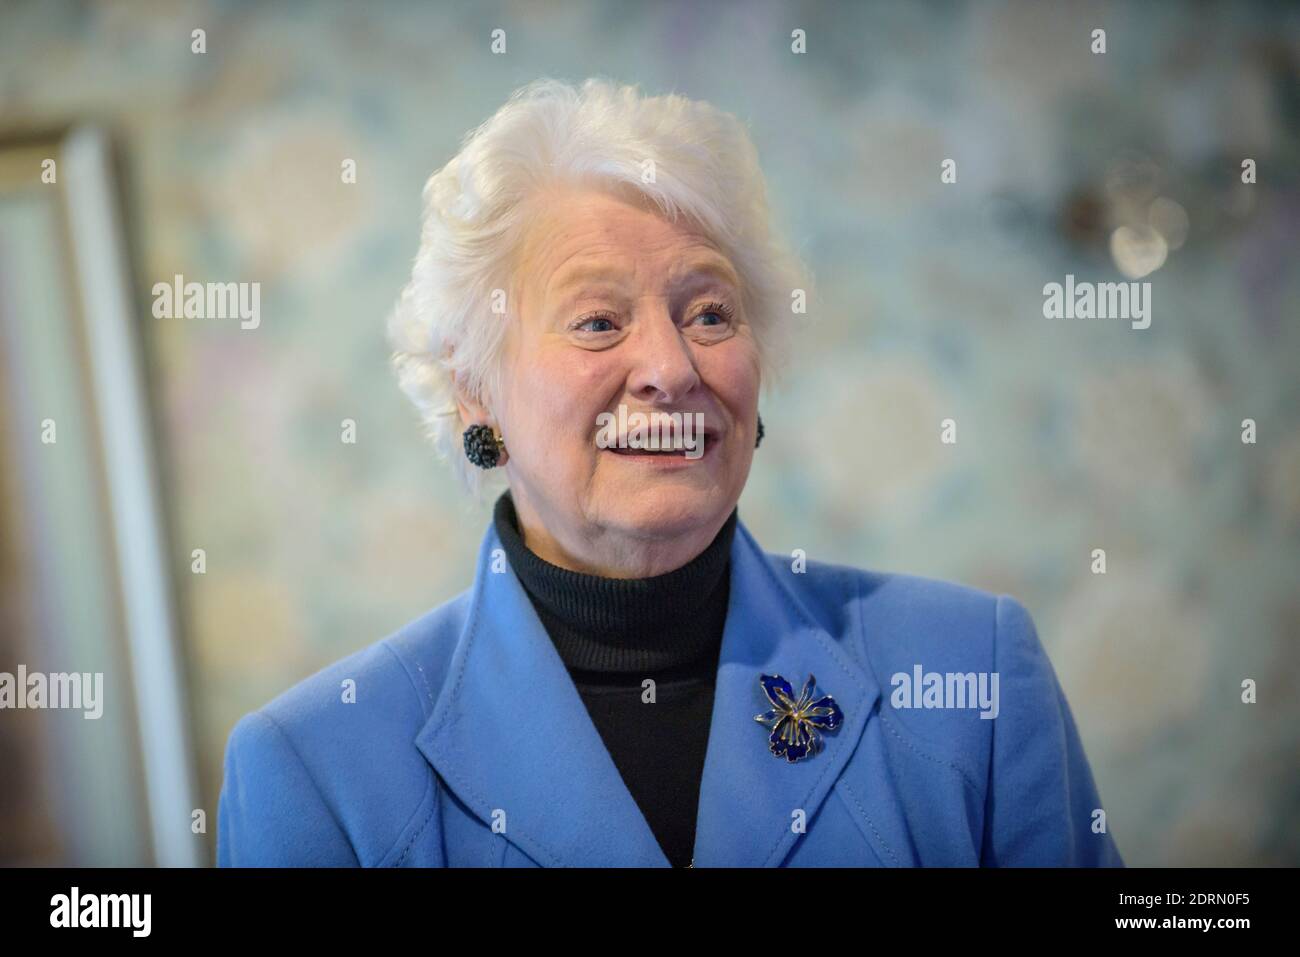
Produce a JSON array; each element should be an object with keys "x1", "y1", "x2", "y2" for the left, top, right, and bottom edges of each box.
[{"x1": 493, "y1": 491, "x2": 736, "y2": 867}]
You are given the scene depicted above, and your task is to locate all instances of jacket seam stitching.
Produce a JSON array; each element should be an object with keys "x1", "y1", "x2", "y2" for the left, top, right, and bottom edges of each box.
[
  {"x1": 864, "y1": 586, "x2": 996, "y2": 794},
  {"x1": 378, "y1": 639, "x2": 443, "y2": 865},
  {"x1": 749, "y1": 545, "x2": 869, "y2": 867},
  {"x1": 752, "y1": 545, "x2": 864, "y2": 690},
  {"x1": 835, "y1": 777, "x2": 902, "y2": 866},
  {"x1": 878, "y1": 710, "x2": 982, "y2": 794},
  {"x1": 392, "y1": 780, "x2": 437, "y2": 867},
  {"x1": 834, "y1": 571, "x2": 903, "y2": 866},
  {"x1": 979, "y1": 596, "x2": 1003, "y2": 864},
  {"x1": 381, "y1": 638, "x2": 437, "y2": 719},
  {"x1": 441, "y1": 558, "x2": 565, "y2": 868}
]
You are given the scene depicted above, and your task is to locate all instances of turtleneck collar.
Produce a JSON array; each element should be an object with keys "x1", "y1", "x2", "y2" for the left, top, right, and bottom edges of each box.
[{"x1": 492, "y1": 490, "x2": 737, "y2": 674}]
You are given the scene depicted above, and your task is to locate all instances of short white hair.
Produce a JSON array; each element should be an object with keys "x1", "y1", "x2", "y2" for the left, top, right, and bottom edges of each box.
[{"x1": 387, "y1": 76, "x2": 808, "y2": 495}]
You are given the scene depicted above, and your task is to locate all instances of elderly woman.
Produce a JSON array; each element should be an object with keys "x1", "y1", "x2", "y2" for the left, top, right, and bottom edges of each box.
[{"x1": 217, "y1": 78, "x2": 1123, "y2": 868}]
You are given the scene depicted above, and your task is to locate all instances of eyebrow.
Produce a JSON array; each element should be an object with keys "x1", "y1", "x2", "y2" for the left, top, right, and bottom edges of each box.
[
  {"x1": 549, "y1": 264, "x2": 629, "y2": 296},
  {"x1": 672, "y1": 258, "x2": 741, "y2": 290},
  {"x1": 550, "y1": 257, "x2": 741, "y2": 298}
]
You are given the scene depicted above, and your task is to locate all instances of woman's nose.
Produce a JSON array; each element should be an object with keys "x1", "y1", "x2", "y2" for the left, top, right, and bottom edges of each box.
[{"x1": 626, "y1": 305, "x2": 701, "y2": 404}]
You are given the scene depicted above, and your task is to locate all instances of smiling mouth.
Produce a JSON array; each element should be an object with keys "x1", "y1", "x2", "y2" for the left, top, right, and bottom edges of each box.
[
  {"x1": 601, "y1": 433, "x2": 716, "y2": 457},
  {"x1": 608, "y1": 446, "x2": 695, "y2": 455}
]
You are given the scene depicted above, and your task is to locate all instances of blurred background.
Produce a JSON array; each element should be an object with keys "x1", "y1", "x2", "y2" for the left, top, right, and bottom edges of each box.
[{"x1": 0, "y1": 0, "x2": 1296, "y2": 866}]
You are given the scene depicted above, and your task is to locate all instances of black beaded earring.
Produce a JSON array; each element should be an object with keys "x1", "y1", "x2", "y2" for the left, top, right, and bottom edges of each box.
[
  {"x1": 463, "y1": 424, "x2": 505, "y2": 469},
  {"x1": 755, "y1": 414, "x2": 765, "y2": 449}
]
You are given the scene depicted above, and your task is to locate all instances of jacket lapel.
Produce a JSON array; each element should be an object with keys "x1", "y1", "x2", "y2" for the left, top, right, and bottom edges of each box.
[
  {"x1": 691, "y1": 521, "x2": 881, "y2": 867},
  {"x1": 415, "y1": 514, "x2": 881, "y2": 868},
  {"x1": 415, "y1": 521, "x2": 668, "y2": 867}
]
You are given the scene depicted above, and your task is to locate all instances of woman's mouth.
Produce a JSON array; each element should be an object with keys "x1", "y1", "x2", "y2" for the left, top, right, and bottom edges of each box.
[{"x1": 601, "y1": 432, "x2": 716, "y2": 461}]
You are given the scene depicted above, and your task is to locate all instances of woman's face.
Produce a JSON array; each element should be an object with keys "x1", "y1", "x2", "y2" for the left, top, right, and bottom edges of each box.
[{"x1": 487, "y1": 184, "x2": 760, "y2": 576}]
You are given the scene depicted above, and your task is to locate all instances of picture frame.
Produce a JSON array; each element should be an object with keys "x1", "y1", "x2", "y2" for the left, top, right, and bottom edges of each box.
[{"x1": 0, "y1": 126, "x2": 199, "y2": 866}]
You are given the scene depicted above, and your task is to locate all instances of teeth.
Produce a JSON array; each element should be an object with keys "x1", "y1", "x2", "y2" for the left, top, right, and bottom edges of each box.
[
  {"x1": 610, "y1": 443, "x2": 691, "y2": 454},
  {"x1": 597, "y1": 433, "x2": 710, "y2": 452}
]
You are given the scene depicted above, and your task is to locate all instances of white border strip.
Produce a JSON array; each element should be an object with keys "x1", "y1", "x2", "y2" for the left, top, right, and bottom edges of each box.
[{"x1": 62, "y1": 126, "x2": 201, "y2": 867}]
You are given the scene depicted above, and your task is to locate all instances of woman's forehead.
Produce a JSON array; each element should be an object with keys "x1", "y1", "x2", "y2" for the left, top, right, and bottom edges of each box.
[{"x1": 511, "y1": 186, "x2": 738, "y2": 309}]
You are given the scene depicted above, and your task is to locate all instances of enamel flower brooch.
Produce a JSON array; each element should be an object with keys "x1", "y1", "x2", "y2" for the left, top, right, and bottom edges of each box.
[{"x1": 754, "y1": 673, "x2": 844, "y2": 763}]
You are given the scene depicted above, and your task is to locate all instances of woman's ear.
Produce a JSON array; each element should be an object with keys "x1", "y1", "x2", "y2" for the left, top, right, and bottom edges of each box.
[{"x1": 451, "y1": 370, "x2": 489, "y2": 429}]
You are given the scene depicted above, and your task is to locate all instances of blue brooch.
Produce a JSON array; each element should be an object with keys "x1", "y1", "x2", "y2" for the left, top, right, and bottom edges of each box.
[{"x1": 754, "y1": 673, "x2": 844, "y2": 763}]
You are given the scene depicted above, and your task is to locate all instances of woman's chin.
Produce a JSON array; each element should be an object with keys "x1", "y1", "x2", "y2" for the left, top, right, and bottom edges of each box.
[{"x1": 592, "y1": 486, "x2": 729, "y2": 541}]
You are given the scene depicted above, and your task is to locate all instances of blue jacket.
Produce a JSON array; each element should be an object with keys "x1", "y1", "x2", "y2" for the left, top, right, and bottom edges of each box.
[{"x1": 217, "y1": 517, "x2": 1124, "y2": 867}]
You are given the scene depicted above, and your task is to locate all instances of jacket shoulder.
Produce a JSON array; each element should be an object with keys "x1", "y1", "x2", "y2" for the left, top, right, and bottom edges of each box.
[
  {"x1": 217, "y1": 589, "x2": 472, "y2": 866},
  {"x1": 763, "y1": 553, "x2": 1007, "y2": 779},
  {"x1": 762, "y1": 553, "x2": 1121, "y2": 865},
  {"x1": 761, "y1": 550, "x2": 1003, "y2": 664}
]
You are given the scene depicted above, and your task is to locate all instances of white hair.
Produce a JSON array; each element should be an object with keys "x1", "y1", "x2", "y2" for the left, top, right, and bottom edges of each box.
[{"x1": 387, "y1": 76, "x2": 809, "y2": 496}]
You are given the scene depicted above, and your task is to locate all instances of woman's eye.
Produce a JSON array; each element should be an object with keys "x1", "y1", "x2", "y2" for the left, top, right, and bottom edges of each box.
[
  {"x1": 576, "y1": 314, "x2": 616, "y2": 333},
  {"x1": 691, "y1": 302, "x2": 734, "y2": 329}
]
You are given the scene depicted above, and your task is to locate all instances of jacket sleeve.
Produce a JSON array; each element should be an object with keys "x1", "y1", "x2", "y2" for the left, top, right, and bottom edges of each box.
[
  {"x1": 217, "y1": 710, "x2": 360, "y2": 866},
  {"x1": 980, "y1": 595, "x2": 1124, "y2": 866}
]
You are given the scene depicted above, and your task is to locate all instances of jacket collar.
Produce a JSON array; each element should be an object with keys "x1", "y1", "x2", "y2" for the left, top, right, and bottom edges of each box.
[{"x1": 415, "y1": 514, "x2": 881, "y2": 867}]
